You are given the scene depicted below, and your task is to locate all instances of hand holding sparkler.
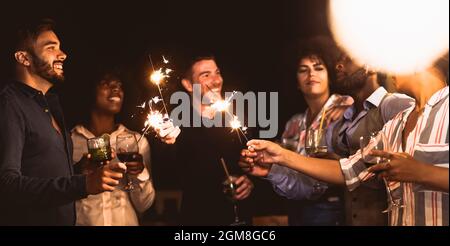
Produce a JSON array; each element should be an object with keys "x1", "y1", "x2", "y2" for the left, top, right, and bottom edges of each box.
[
  {"x1": 137, "y1": 55, "x2": 181, "y2": 144},
  {"x1": 155, "y1": 120, "x2": 181, "y2": 144},
  {"x1": 238, "y1": 148, "x2": 272, "y2": 177},
  {"x1": 139, "y1": 101, "x2": 180, "y2": 144}
]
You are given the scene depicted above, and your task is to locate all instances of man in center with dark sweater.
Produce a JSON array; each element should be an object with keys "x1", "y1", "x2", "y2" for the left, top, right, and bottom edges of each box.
[{"x1": 175, "y1": 55, "x2": 254, "y2": 225}]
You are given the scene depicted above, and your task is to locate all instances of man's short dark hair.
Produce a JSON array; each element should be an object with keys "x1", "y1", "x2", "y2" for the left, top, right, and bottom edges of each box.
[
  {"x1": 182, "y1": 55, "x2": 216, "y2": 81},
  {"x1": 14, "y1": 18, "x2": 56, "y2": 52}
]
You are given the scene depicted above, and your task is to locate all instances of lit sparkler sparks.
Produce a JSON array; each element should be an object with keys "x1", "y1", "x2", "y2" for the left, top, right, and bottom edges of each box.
[
  {"x1": 138, "y1": 108, "x2": 169, "y2": 143},
  {"x1": 137, "y1": 54, "x2": 174, "y2": 143},
  {"x1": 150, "y1": 68, "x2": 168, "y2": 86},
  {"x1": 163, "y1": 55, "x2": 169, "y2": 64},
  {"x1": 137, "y1": 102, "x2": 146, "y2": 109},
  {"x1": 205, "y1": 88, "x2": 249, "y2": 143},
  {"x1": 149, "y1": 96, "x2": 163, "y2": 106},
  {"x1": 210, "y1": 91, "x2": 237, "y2": 112},
  {"x1": 148, "y1": 54, "x2": 173, "y2": 115},
  {"x1": 144, "y1": 110, "x2": 167, "y2": 130},
  {"x1": 211, "y1": 100, "x2": 231, "y2": 112},
  {"x1": 230, "y1": 116, "x2": 242, "y2": 129},
  {"x1": 229, "y1": 115, "x2": 249, "y2": 144}
]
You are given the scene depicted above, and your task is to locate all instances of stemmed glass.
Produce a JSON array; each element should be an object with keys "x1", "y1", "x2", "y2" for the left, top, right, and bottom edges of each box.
[
  {"x1": 116, "y1": 132, "x2": 140, "y2": 191},
  {"x1": 360, "y1": 132, "x2": 405, "y2": 213},
  {"x1": 223, "y1": 176, "x2": 246, "y2": 226}
]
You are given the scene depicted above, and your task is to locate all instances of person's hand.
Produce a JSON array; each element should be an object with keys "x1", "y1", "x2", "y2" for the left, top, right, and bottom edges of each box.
[
  {"x1": 76, "y1": 153, "x2": 97, "y2": 174},
  {"x1": 77, "y1": 150, "x2": 117, "y2": 174},
  {"x1": 368, "y1": 150, "x2": 425, "y2": 183},
  {"x1": 246, "y1": 139, "x2": 286, "y2": 165},
  {"x1": 238, "y1": 149, "x2": 272, "y2": 177},
  {"x1": 124, "y1": 153, "x2": 145, "y2": 175},
  {"x1": 324, "y1": 105, "x2": 348, "y2": 126},
  {"x1": 233, "y1": 175, "x2": 254, "y2": 200},
  {"x1": 85, "y1": 159, "x2": 125, "y2": 195},
  {"x1": 156, "y1": 120, "x2": 181, "y2": 144}
]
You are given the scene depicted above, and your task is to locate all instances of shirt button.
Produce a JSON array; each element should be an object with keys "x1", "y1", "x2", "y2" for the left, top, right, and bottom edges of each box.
[{"x1": 44, "y1": 109, "x2": 49, "y2": 113}]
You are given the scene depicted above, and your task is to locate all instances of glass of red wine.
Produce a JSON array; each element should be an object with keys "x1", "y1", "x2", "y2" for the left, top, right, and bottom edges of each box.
[{"x1": 116, "y1": 132, "x2": 140, "y2": 191}]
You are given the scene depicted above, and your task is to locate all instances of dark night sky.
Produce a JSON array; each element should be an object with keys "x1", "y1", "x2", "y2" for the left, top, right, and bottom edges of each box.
[
  {"x1": 0, "y1": 0, "x2": 331, "y2": 128},
  {"x1": 0, "y1": 0, "x2": 331, "y2": 215}
]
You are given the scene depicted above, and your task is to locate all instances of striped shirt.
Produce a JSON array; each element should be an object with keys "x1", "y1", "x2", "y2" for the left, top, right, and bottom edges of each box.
[{"x1": 340, "y1": 86, "x2": 449, "y2": 226}]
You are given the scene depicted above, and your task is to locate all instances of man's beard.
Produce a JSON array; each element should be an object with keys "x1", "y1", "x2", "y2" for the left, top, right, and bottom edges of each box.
[
  {"x1": 30, "y1": 52, "x2": 64, "y2": 84},
  {"x1": 333, "y1": 67, "x2": 368, "y2": 95}
]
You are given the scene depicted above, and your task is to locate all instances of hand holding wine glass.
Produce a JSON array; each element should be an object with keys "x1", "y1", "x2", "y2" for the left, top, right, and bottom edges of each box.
[
  {"x1": 222, "y1": 175, "x2": 246, "y2": 226},
  {"x1": 87, "y1": 134, "x2": 113, "y2": 164},
  {"x1": 116, "y1": 132, "x2": 141, "y2": 191},
  {"x1": 360, "y1": 132, "x2": 404, "y2": 213}
]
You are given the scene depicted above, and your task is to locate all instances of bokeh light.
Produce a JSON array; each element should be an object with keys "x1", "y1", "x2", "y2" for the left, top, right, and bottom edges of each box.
[{"x1": 328, "y1": 0, "x2": 449, "y2": 74}]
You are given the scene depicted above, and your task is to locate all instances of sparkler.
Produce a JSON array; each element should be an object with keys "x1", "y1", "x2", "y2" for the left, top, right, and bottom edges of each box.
[
  {"x1": 137, "y1": 107, "x2": 169, "y2": 143},
  {"x1": 229, "y1": 114, "x2": 249, "y2": 144},
  {"x1": 205, "y1": 85, "x2": 249, "y2": 143},
  {"x1": 148, "y1": 54, "x2": 173, "y2": 115},
  {"x1": 220, "y1": 158, "x2": 232, "y2": 181},
  {"x1": 137, "y1": 55, "x2": 174, "y2": 143}
]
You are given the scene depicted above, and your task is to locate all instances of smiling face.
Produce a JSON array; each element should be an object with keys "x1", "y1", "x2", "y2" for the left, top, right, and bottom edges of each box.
[
  {"x1": 29, "y1": 30, "x2": 67, "y2": 84},
  {"x1": 297, "y1": 55, "x2": 330, "y2": 98},
  {"x1": 94, "y1": 78, "x2": 124, "y2": 115},
  {"x1": 191, "y1": 59, "x2": 223, "y2": 99}
]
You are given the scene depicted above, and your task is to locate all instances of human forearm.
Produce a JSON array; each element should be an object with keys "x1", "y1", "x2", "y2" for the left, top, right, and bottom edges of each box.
[
  {"x1": 418, "y1": 165, "x2": 449, "y2": 192},
  {"x1": 267, "y1": 164, "x2": 322, "y2": 200},
  {"x1": 0, "y1": 171, "x2": 87, "y2": 206},
  {"x1": 279, "y1": 149, "x2": 346, "y2": 185}
]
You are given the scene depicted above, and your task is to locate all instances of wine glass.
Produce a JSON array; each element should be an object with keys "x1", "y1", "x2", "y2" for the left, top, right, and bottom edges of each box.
[
  {"x1": 116, "y1": 132, "x2": 140, "y2": 191},
  {"x1": 360, "y1": 132, "x2": 405, "y2": 213},
  {"x1": 305, "y1": 128, "x2": 327, "y2": 156},
  {"x1": 222, "y1": 176, "x2": 246, "y2": 226},
  {"x1": 87, "y1": 134, "x2": 112, "y2": 164}
]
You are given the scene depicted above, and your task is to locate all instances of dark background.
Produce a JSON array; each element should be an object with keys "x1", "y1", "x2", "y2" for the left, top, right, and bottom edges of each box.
[{"x1": 0, "y1": 0, "x2": 332, "y2": 220}]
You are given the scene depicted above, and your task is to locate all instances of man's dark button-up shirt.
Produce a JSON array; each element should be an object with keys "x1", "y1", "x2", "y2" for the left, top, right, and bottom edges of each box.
[{"x1": 0, "y1": 81, "x2": 87, "y2": 225}]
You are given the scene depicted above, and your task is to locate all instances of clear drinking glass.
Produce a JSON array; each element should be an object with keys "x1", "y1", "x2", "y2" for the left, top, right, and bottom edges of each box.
[{"x1": 305, "y1": 128, "x2": 327, "y2": 156}]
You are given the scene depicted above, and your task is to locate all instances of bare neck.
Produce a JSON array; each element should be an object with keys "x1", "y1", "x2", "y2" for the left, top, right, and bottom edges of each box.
[
  {"x1": 408, "y1": 72, "x2": 447, "y2": 112},
  {"x1": 305, "y1": 92, "x2": 330, "y2": 121},
  {"x1": 88, "y1": 110, "x2": 116, "y2": 137}
]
